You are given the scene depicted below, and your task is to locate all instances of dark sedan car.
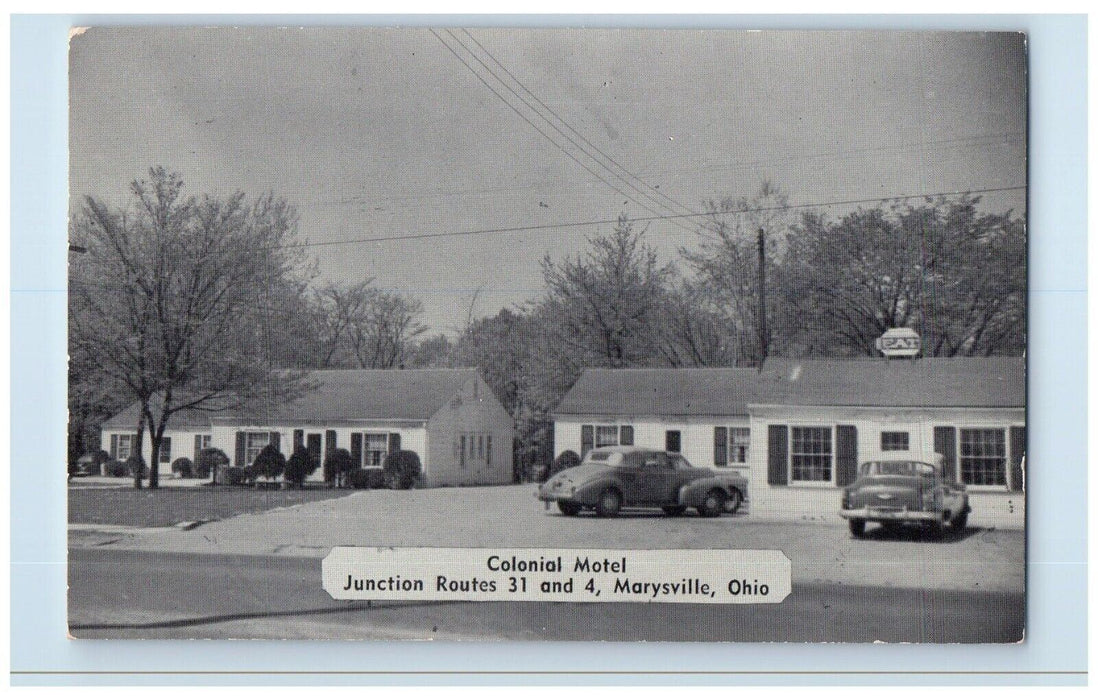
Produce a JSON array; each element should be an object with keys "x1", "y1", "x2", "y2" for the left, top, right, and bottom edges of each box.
[
  {"x1": 840, "y1": 451, "x2": 970, "y2": 538},
  {"x1": 537, "y1": 446, "x2": 748, "y2": 517}
]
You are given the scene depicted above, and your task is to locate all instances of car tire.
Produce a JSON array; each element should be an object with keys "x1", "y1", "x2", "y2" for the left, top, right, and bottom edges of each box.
[
  {"x1": 848, "y1": 518, "x2": 866, "y2": 538},
  {"x1": 595, "y1": 489, "x2": 622, "y2": 517},
  {"x1": 661, "y1": 505, "x2": 686, "y2": 517},
  {"x1": 558, "y1": 501, "x2": 582, "y2": 516},
  {"x1": 950, "y1": 509, "x2": 969, "y2": 531},
  {"x1": 926, "y1": 519, "x2": 945, "y2": 540},
  {"x1": 724, "y1": 488, "x2": 743, "y2": 515},
  {"x1": 697, "y1": 489, "x2": 726, "y2": 518}
]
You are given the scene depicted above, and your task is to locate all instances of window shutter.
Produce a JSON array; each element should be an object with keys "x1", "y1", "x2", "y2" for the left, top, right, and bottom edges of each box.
[
  {"x1": 110, "y1": 434, "x2": 118, "y2": 459},
  {"x1": 194, "y1": 434, "x2": 202, "y2": 462},
  {"x1": 389, "y1": 433, "x2": 401, "y2": 453},
  {"x1": 580, "y1": 425, "x2": 594, "y2": 457},
  {"x1": 270, "y1": 431, "x2": 281, "y2": 454},
  {"x1": 1010, "y1": 426, "x2": 1026, "y2": 492},
  {"x1": 235, "y1": 432, "x2": 246, "y2": 466},
  {"x1": 767, "y1": 425, "x2": 788, "y2": 486},
  {"x1": 161, "y1": 436, "x2": 172, "y2": 463},
  {"x1": 836, "y1": 425, "x2": 858, "y2": 486},
  {"x1": 933, "y1": 426, "x2": 957, "y2": 483},
  {"x1": 714, "y1": 427, "x2": 728, "y2": 466},
  {"x1": 351, "y1": 433, "x2": 363, "y2": 467},
  {"x1": 619, "y1": 425, "x2": 634, "y2": 446},
  {"x1": 486, "y1": 435, "x2": 492, "y2": 466},
  {"x1": 325, "y1": 430, "x2": 336, "y2": 457},
  {"x1": 293, "y1": 429, "x2": 304, "y2": 450}
]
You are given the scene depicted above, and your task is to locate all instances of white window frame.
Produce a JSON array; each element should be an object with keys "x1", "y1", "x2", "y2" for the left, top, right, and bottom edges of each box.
[
  {"x1": 728, "y1": 427, "x2": 750, "y2": 465},
  {"x1": 958, "y1": 426, "x2": 1009, "y2": 490},
  {"x1": 789, "y1": 425, "x2": 835, "y2": 486},
  {"x1": 245, "y1": 432, "x2": 270, "y2": 465},
  {"x1": 363, "y1": 432, "x2": 388, "y2": 467},
  {"x1": 116, "y1": 434, "x2": 133, "y2": 461}
]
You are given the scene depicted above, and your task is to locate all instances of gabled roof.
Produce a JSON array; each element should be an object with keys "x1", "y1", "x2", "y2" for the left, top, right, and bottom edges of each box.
[
  {"x1": 753, "y1": 356, "x2": 1025, "y2": 408},
  {"x1": 554, "y1": 368, "x2": 762, "y2": 417},
  {"x1": 216, "y1": 368, "x2": 480, "y2": 424},
  {"x1": 100, "y1": 394, "x2": 221, "y2": 431}
]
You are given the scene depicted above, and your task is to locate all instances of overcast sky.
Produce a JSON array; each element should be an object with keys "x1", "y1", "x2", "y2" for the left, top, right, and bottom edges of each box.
[{"x1": 69, "y1": 28, "x2": 1026, "y2": 334}]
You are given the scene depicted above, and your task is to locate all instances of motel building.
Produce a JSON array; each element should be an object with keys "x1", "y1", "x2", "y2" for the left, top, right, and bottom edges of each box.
[
  {"x1": 101, "y1": 368, "x2": 514, "y2": 487},
  {"x1": 553, "y1": 331, "x2": 1025, "y2": 520}
]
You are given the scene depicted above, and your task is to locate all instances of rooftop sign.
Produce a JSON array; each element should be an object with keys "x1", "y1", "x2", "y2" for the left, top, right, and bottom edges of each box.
[{"x1": 876, "y1": 328, "x2": 921, "y2": 358}]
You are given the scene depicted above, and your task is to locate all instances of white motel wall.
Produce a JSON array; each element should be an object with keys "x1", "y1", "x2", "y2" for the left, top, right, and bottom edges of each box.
[{"x1": 99, "y1": 427, "x2": 213, "y2": 474}]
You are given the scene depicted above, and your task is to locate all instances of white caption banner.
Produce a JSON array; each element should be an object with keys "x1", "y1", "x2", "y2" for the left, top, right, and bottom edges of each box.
[{"x1": 323, "y1": 547, "x2": 791, "y2": 604}]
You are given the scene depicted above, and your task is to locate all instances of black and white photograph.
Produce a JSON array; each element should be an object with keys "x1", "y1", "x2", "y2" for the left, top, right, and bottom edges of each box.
[{"x1": 66, "y1": 27, "x2": 1027, "y2": 642}]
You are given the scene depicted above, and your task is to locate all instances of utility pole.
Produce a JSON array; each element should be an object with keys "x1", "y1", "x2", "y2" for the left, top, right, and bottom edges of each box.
[{"x1": 757, "y1": 227, "x2": 769, "y2": 366}]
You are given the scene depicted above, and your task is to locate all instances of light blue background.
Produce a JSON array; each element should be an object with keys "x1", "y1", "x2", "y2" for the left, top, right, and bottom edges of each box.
[{"x1": 10, "y1": 14, "x2": 1087, "y2": 685}]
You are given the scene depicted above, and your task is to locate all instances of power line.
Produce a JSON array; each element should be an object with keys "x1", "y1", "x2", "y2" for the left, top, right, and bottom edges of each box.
[
  {"x1": 431, "y1": 29, "x2": 695, "y2": 235},
  {"x1": 458, "y1": 28, "x2": 698, "y2": 221},
  {"x1": 265, "y1": 184, "x2": 1028, "y2": 251}
]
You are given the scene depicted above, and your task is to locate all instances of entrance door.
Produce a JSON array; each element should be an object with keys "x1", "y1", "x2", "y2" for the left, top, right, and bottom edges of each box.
[
  {"x1": 306, "y1": 433, "x2": 322, "y2": 472},
  {"x1": 665, "y1": 430, "x2": 682, "y2": 454}
]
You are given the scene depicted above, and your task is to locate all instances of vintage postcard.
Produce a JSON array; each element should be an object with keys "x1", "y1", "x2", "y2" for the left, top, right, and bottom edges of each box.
[{"x1": 67, "y1": 27, "x2": 1026, "y2": 642}]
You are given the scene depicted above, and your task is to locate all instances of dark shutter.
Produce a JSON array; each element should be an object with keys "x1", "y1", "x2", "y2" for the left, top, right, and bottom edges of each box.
[
  {"x1": 389, "y1": 433, "x2": 401, "y2": 453},
  {"x1": 161, "y1": 436, "x2": 172, "y2": 464},
  {"x1": 836, "y1": 425, "x2": 858, "y2": 486},
  {"x1": 714, "y1": 427, "x2": 728, "y2": 466},
  {"x1": 194, "y1": 434, "x2": 202, "y2": 462},
  {"x1": 1010, "y1": 426, "x2": 1026, "y2": 492},
  {"x1": 934, "y1": 426, "x2": 957, "y2": 483},
  {"x1": 580, "y1": 425, "x2": 594, "y2": 456},
  {"x1": 293, "y1": 429, "x2": 304, "y2": 450},
  {"x1": 270, "y1": 431, "x2": 281, "y2": 454},
  {"x1": 235, "y1": 432, "x2": 246, "y2": 466},
  {"x1": 619, "y1": 425, "x2": 634, "y2": 446},
  {"x1": 325, "y1": 430, "x2": 336, "y2": 457},
  {"x1": 767, "y1": 425, "x2": 788, "y2": 486},
  {"x1": 110, "y1": 434, "x2": 119, "y2": 459},
  {"x1": 351, "y1": 433, "x2": 363, "y2": 467}
]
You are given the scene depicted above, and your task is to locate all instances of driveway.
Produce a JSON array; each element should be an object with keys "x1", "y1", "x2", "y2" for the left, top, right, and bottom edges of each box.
[{"x1": 71, "y1": 484, "x2": 1025, "y2": 594}]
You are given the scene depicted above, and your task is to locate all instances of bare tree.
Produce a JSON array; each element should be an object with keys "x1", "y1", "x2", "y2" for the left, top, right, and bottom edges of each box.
[
  {"x1": 70, "y1": 167, "x2": 309, "y2": 487},
  {"x1": 347, "y1": 290, "x2": 427, "y2": 369}
]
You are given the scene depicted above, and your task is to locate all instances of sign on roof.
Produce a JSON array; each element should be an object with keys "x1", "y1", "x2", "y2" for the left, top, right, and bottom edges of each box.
[{"x1": 875, "y1": 328, "x2": 921, "y2": 358}]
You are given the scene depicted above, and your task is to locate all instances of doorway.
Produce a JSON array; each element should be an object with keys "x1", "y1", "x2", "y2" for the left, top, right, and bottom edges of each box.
[
  {"x1": 665, "y1": 430, "x2": 682, "y2": 453},
  {"x1": 306, "y1": 433, "x2": 322, "y2": 472}
]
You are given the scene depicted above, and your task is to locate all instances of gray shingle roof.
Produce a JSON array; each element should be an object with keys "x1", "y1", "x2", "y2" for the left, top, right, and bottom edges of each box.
[
  {"x1": 100, "y1": 395, "x2": 220, "y2": 431},
  {"x1": 218, "y1": 368, "x2": 479, "y2": 424},
  {"x1": 554, "y1": 368, "x2": 762, "y2": 417},
  {"x1": 754, "y1": 356, "x2": 1025, "y2": 408}
]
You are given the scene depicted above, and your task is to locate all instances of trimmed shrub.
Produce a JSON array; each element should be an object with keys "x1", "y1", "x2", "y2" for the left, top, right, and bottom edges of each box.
[
  {"x1": 552, "y1": 450, "x2": 581, "y2": 475},
  {"x1": 323, "y1": 448, "x2": 355, "y2": 486},
  {"x1": 124, "y1": 454, "x2": 147, "y2": 478},
  {"x1": 219, "y1": 465, "x2": 247, "y2": 486},
  {"x1": 284, "y1": 446, "x2": 313, "y2": 488},
  {"x1": 171, "y1": 457, "x2": 194, "y2": 478},
  {"x1": 365, "y1": 468, "x2": 387, "y2": 489},
  {"x1": 252, "y1": 444, "x2": 286, "y2": 482},
  {"x1": 345, "y1": 468, "x2": 370, "y2": 489},
  {"x1": 383, "y1": 450, "x2": 422, "y2": 490},
  {"x1": 104, "y1": 459, "x2": 126, "y2": 478},
  {"x1": 196, "y1": 448, "x2": 229, "y2": 480}
]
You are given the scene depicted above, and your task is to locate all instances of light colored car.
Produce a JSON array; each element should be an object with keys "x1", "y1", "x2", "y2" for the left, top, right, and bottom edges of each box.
[
  {"x1": 537, "y1": 446, "x2": 748, "y2": 518},
  {"x1": 840, "y1": 451, "x2": 970, "y2": 538}
]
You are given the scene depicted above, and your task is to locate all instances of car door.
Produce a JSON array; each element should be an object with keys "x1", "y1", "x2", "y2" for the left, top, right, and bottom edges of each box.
[{"x1": 636, "y1": 452, "x2": 675, "y2": 504}]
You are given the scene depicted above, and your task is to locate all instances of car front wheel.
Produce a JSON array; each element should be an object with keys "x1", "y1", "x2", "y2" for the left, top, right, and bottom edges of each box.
[
  {"x1": 950, "y1": 509, "x2": 969, "y2": 531},
  {"x1": 724, "y1": 488, "x2": 743, "y2": 515},
  {"x1": 848, "y1": 518, "x2": 866, "y2": 537},
  {"x1": 558, "y1": 501, "x2": 582, "y2": 516},
  {"x1": 595, "y1": 489, "x2": 622, "y2": 517},
  {"x1": 697, "y1": 489, "x2": 726, "y2": 517}
]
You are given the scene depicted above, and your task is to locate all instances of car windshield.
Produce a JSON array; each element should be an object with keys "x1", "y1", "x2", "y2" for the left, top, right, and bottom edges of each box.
[
  {"x1": 583, "y1": 451, "x2": 624, "y2": 466},
  {"x1": 860, "y1": 460, "x2": 936, "y2": 477}
]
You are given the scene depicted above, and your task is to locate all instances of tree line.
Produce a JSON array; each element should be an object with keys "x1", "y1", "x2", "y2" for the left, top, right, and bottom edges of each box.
[{"x1": 69, "y1": 169, "x2": 1026, "y2": 483}]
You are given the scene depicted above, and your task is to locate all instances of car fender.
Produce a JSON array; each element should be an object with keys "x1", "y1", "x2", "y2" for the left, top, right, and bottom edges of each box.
[
  {"x1": 573, "y1": 477, "x2": 626, "y2": 505},
  {"x1": 678, "y1": 477, "x2": 730, "y2": 507}
]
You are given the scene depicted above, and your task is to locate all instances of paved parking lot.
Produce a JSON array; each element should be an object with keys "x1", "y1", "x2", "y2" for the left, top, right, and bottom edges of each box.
[{"x1": 72, "y1": 484, "x2": 1024, "y2": 593}]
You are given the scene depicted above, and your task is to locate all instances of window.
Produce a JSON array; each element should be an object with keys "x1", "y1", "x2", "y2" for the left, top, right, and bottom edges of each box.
[
  {"x1": 159, "y1": 436, "x2": 172, "y2": 463},
  {"x1": 595, "y1": 425, "x2": 618, "y2": 448},
  {"x1": 486, "y1": 435, "x2": 492, "y2": 467},
  {"x1": 460, "y1": 435, "x2": 466, "y2": 470},
  {"x1": 477, "y1": 435, "x2": 484, "y2": 460},
  {"x1": 200, "y1": 435, "x2": 212, "y2": 449},
  {"x1": 245, "y1": 432, "x2": 270, "y2": 465},
  {"x1": 729, "y1": 428, "x2": 750, "y2": 464},
  {"x1": 116, "y1": 434, "x2": 133, "y2": 461},
  {"x1": 960, "y1": 428, "x2": 1007, "y2": 486},
  {"x1": 364, "y1": 433, "x2": 388, "y2": 467},
  {"x1": 880, "y1": 431, "x2": 910, "y2": 451},
  {"x1": 790, "y1": 426, "x2": 833, "y2": 483}
]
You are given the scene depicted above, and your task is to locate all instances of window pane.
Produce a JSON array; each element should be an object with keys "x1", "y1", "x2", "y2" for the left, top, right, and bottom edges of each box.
[
  {"x1": 595, "y1": 425, "x2": 618, "y2": 448},
  {"x1": 364, "y1": 433, "x2": 387, "y2": 467},
  {"x1": 960, "y1": 428, "x2": 1006, "y2": 486},
  {"x1": 729, "y1": 428, "x2": 750, "y2": 463},
  {"x1": 790, "y1": 427, "x2": 832, "y2": 482},
  {"x1": 881, "y1": 431, "x2": 909, "y2": 451}
]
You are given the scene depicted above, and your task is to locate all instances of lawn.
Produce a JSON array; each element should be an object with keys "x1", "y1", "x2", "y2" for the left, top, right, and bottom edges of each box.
[{"x1": 68, "y1": 485, "x2": 357, "y2": 528}]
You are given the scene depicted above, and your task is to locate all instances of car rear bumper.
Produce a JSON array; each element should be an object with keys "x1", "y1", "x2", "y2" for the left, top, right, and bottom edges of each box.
[{"x1": 839, "y1": 507, "x2": 944, "y2": 523}]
